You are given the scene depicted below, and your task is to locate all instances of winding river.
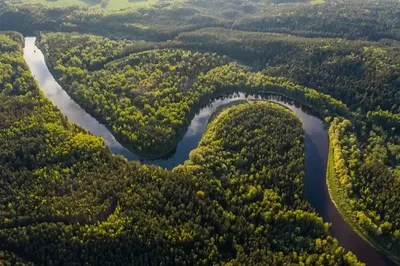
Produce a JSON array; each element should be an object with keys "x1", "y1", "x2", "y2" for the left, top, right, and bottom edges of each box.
[{"x1": 23, "y1": 37, "x2": 395, "y2": 266}]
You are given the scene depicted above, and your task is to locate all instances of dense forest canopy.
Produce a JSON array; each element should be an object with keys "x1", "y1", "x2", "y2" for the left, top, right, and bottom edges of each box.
[
  {"x1": 0, "y1": 0, "x2": 400, "y2": 264},
  {"x1": 177, "y1": 27, "x2": 400, "y2": 113},
  {"x1": 38, "y1": 31, "x2": 353, "y2": 158},
  {"x1": 36, "y1": 28, "x2": 400, "y2": 262},
  {"x1": 1, "y1": 0, "x2": 400, "y2": 41},
  {"x1": 0, "y1": 32, "x2": 363, "y2": 264}
]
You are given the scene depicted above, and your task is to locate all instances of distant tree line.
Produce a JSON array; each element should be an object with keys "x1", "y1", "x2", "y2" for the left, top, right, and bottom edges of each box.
[
  {"x1": 0, "y1": 31, "x2": 363, "y2": 265},
  {"x1": 1, "y1": 0, "x2": 399, "y2": 41}
]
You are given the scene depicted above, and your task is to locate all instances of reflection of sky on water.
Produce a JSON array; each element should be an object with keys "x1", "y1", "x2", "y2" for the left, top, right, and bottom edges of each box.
[
  {"x1": 24, "y1": 37, "x2": 332, "y2": 170},
  {"x1": 24, "y1": 37, "x2": 126, "y2": 150},
  {"x1": 186, "y1": 94, "x2": 247, "y2": 137},
  {"x1": 24, "y1": 37, "x2": 396, "y2": 265}
]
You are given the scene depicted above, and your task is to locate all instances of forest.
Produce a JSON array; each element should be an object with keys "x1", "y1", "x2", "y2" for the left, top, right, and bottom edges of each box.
[
  {"x1": 0, "y1": 32, "x2": 363, "y2": 264},
  {"x1": 0, "y1": 0, "x2": 400, "y2": 264},
  {"x1": 37, "y1": 29, "x2": 400, "y2": 261},
  {"x1": 38, "y1": 32, "x2": 349, "y2": 157},
  {"x1": 1, "y1": 0, "x2": 400, "y2": 41}
]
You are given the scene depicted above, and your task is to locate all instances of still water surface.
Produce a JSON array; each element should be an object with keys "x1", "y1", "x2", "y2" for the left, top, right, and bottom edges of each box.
[{"x1": 24, "y1": 37, "x2": 395, "y2": 266}]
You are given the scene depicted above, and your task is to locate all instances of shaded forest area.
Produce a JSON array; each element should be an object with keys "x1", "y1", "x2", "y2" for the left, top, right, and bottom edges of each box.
[
  {"x1": 0, "y1": 0, "x2": 400, "y2": 264},
  {"x1": 1, "y1": 0, "x2": 399, "y2": 41},
  {"x1": 0, "y1": 32, "x2": 362, "y2": 265},
  {"x1": 39, "y1": 32, "x2": 349, "y2": 158},
  {"x1": 37, "y1": 26, "x2": 400, "y2": 263}
]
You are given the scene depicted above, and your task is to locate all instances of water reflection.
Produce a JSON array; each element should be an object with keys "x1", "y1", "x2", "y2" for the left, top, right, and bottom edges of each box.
[
  {"x1": 24, "y1": 37, "x2": 133, "y2": 155},
  {"x1": 24, "y1": 37, "x2": 395, "y2": 266}
]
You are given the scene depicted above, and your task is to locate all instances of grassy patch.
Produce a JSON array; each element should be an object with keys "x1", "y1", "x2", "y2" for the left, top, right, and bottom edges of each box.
[
  {"x1": 106, "y1": 0, "x2": 159, "y2": 10},
  {"x1": 310, "y1": 0, "x2": 325, "y2": 4}
]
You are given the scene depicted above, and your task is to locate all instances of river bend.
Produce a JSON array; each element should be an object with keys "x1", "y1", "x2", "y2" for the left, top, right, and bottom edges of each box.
[{"x1": 23, "y1": 37, "x2": 395, "y2": 266}]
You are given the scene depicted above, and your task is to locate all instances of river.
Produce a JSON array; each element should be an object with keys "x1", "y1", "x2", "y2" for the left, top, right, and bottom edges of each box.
[{"x1": 23, "y1": 36, "x2": 395, "y2": 266}]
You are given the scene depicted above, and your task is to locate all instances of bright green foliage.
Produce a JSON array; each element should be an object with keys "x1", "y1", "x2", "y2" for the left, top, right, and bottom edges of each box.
[
  {"x1": 176, "y1": 24, "x2": 400, "y2": 261},
  {"x1": 0, "y1": 0, "x2": 399, "y2": 262},
  {"x1": 0, "y1": 32, "x2": 120, "y2": 229},
  {"x1": 41, "y1": 32, "x2": 230, "y2": 157},
  {"x1": 0, "y1": 250, "x2": 33, "y2": 266},
  {"x1": 39, "y1": 32, "x2": 348, "y2": 158},
  {"x1": 35, "y1": 28, "x2": 400, "y2": 264},
  {"x1": 178, "y1": 102, "x2": 362, "y2": 265},
  {"x1": 177, "y1": 26, "x2": 400, "y2": 260},
  {"x1": 187, "y1": 102, "x2": 307, "y2": 208},
  {"x1": 177, "y1": 27, "x2": 400, "y2": 114},
  {"x1": 0, "y1": 32, "x2": 362, "y2": 265},
  {"x1": 329, "y1": 118, "x2": 400, "y2": 258},
  {"x1": 1, "y1": 0, "x2": 400, "y2": 41}
]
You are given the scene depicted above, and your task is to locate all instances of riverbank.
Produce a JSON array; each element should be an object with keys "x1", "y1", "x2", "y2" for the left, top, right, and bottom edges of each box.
[
  {"x1": 207, "y1": 99, "x2": 249, "y2": 124},
  {"x1": 25, "y1": 36, "x2": 398, "y2": 265},
  {"x1": 36, "y1": 34, "x2": 351, "y2": 160},
  {"x1": 326, "y1": 144, "x2": 400, "y2": 265}
]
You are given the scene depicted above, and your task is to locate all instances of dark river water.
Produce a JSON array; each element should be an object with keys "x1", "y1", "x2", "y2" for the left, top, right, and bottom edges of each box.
[{"x1": 23, "y1": 37, "x2": 396, "y2": 266}]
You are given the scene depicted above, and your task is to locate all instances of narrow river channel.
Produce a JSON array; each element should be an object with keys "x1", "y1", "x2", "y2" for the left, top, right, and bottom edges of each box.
[{"x1": 23, "y1": 37, "x2": 396, "y2": 266}]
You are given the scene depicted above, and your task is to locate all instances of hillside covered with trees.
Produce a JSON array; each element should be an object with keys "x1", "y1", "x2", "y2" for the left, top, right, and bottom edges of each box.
[
  {"x1": 1, "y1": 0, "x2": 400, "y2": 41},
  {"x1": 0, "y1": 32, "x2": 363, "y2": 265},
  {"x1": 0, "y1": 0, "x2": 400, "y2": 264},
  {"x1": 38, "y1": 32, "x2": 349, "y2": 158}
]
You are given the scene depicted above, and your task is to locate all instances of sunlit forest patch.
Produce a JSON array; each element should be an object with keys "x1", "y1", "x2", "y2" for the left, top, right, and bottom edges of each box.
[{"x1": 0, "y1": 0, "x2": 400, "y2": 264}]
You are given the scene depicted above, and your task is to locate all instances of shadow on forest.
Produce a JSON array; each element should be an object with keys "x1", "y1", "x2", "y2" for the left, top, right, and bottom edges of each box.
[{"x1": 45, "y1": 0, "x2": 102, "y2": 7}]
